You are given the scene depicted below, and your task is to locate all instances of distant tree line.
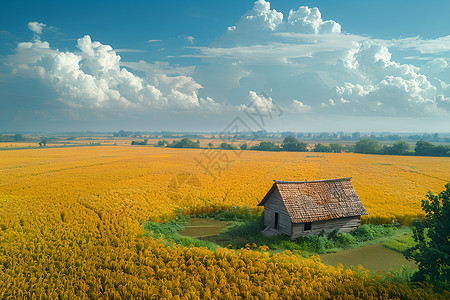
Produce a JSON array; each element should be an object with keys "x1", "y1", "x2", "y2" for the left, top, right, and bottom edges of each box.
[
  {"x1": 131, "y1": 139, "x2": 148, "y2": 145},
  {"x1": 0, "y1": 134, "x2": 26, "y2": 142},
  {"x1": 153, "y1": 136, "x2": 449, "y2": 157}
]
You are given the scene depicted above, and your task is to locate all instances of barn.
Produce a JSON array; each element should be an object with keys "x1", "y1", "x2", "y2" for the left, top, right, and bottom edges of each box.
[{"x1": 257, "y1": 177, "x2": 368, "y2": 240}]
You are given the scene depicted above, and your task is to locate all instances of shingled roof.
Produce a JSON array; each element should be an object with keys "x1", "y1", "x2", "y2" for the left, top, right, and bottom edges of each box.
[{"x1": 258, "y1": 177, "x2": 368, "y2": 223}]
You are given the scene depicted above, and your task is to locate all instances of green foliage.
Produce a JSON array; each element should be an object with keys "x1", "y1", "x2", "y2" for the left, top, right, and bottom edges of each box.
[
  {"x1": 383, "y1": 233, "x2": 416, "y2": 252},
  {"x1": 281, "y1": 136, "x2": 307, "y2": 152},
  {"x1": 156, "y1": 140, "x2": 168, "y2": 147},
  {"x1": 131, "y1": 139, "x2": 148, "y2": 145},
  {"x1": 39, "y1": 137, "x2": 47, "y2": 147},
  {"x1": 240, "y1": 143, "x2": 248, "y2": 150},
  {"x1": 415, "y1": 140, "x2": 450, "y2": 157},
  {"x1": 354, "y1": 138, "x2": 381, "y2": 154},
  {"x1": 313, "y1": 143, "x2": 332, "y2": 153},
  {"x1": 352, "y1": 224, "x2": 394, "y2": 242},
  {"x1": 250, "y1": 141, "x2": 280, "y2": 151},
  {"x1": 329, "y1": 143, "x2": 343, "y2": 153},
  {"x1": 297, "y1": 224, "x2": 397, "y2": 253},
  {"x1": 219, "y1": 142, "x2": 237, "y2": 150},
  {"x1": 167, "y1": 138, "x2": 200, "y2": 149},
  {"x1": 404, "y1": 183, "x2": 450, "y2": 289}
]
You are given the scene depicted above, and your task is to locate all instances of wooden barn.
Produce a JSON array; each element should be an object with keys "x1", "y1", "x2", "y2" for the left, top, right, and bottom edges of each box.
[{"x1": 257, "y1": 177, "x2": 368, "y2": 240}]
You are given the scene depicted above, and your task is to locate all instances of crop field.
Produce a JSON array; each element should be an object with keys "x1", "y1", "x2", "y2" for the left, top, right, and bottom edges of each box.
[{"x1": 0, "y1": 146, "x2": 449, "y2": 298}]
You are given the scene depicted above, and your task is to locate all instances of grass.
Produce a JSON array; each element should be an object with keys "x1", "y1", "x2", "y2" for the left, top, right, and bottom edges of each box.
[
  {"x1": 144, "y1": 207, "x2": 414, "y2": 256},
  {"x1": 383, "y1": 232, "x2": 416, "y2": 252}
]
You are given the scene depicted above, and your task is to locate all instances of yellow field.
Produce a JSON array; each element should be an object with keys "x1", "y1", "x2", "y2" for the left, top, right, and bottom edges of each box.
[{"x1": 0, "y1": 146, "x2": 449, "y2": 298}]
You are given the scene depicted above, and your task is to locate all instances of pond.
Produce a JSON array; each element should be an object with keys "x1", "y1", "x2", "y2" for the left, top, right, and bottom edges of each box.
[
  {"x1": 178, "y1": 218, "x2": 229, "y2": 239},
  {"x1": 320, "y1": 244, "x2": 417, "y2": 273}
]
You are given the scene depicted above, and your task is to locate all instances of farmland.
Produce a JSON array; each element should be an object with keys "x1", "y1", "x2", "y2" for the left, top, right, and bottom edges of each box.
[{"x1": 0, "y1": 146, "x2": 449, "y2": 298}]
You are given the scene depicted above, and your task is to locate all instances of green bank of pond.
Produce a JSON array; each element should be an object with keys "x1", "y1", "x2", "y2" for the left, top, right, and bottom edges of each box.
[
  {"x1": 178, "y1": 218, "x2": 229, "y2": 239},
  {"x1": 320, "y1": 244, "x2": 417, "y2": 273},
  {"x1": 176, "y1": 218, "x2": 417, "y2": 274}
]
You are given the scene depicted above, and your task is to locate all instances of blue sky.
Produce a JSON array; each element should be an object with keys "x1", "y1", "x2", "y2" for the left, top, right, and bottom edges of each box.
[{"x1": 1, "y1": 0, "x2": 450, "y2": 132}]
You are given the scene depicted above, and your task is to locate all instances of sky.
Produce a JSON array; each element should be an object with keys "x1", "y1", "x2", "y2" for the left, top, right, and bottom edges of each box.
[{"x1": 1, "y1": 0, "x2": 450, "y2": 133}]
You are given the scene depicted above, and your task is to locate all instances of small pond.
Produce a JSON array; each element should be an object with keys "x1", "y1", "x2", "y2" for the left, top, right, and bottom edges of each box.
[
  {"x1": 178, "y1": 218, "x2": 229, "y2": 239},
  {"x1": 320, "y1": 244, "x2": 417, "y2": 273}
]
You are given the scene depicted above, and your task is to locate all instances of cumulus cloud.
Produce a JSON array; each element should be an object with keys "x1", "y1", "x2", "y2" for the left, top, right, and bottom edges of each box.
[
  {"x1": 239, "y1": 91, "x2": 280, "y2": 113},
  {"x1": 387, "y1": 35, "x2": 450, "y2": 54},
  {"x1": 7, "y1": 26, "x2": 222, "y2": 113},
  {"x1": 185, "y1": 36, "x2": 195, "y2": 44},
  {"x1": 292, "y1": 100, "x2": 312, "y2": 113},
  {"x1": 28, "y1": 22, "x2": 46, "y2": 35},
  {"x1": 192, "y1": 0, "x2": 449, "y2": 118},
  {"x1": 329, "y1": 42, "x2": 444, "y2": 115}
]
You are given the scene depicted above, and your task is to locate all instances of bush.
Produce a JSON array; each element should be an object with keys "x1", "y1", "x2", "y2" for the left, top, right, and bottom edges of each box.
[{"x1": 328, "y1": 230, "x2": 357, "y2": 247}]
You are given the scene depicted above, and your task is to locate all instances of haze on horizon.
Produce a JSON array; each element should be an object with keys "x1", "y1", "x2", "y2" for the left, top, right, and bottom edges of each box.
[{"x1": 1, "y1": 0, "x2": 450, "y2": 133}]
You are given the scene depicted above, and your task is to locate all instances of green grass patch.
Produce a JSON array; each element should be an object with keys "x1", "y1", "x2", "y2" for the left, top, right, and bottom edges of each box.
[
  {"x1": 382, "y1": 232, "x2": 416, "y2": 252},
  {"x1": 144, "y1": 207, "x2": 413, "y2": 257}
]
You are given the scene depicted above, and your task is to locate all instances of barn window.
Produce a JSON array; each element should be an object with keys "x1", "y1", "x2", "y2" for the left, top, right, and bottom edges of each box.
[
  {"x1": 304, "y1": 222, "x2": 312, "y2": 231},
  {"x1": 274, "y1": 212, "x2": 279, "y2": 229}
]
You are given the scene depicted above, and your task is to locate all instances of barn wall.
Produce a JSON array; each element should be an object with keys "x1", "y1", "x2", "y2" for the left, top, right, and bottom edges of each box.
[
  {"x1": 263, "y1": 189, "x2": 291, "y2": 235},
  {"x1": 291, "y1": 216, "x2": 361, "y2": 240}
]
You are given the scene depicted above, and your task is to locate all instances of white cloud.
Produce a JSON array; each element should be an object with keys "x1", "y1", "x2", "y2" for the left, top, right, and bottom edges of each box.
[
  {"x1": 28, "y1": 22, "x2": 46, "y2": 35},
  {"x1": 286, "y1": 6, "x2": 341, "y2": 34},
  {"x1": 8, "y1": 29, "x2": 222, "y2": 113},
  {"x1": 191, "y1": 1, "x2": 449, "y2": 118},
  {"x1": 292, "y1": 99, "x2": 312, "y2": 112},
  {"x1": 387, "y1": 35, "x2": 450, "y2": 54},
  {"x1": 239, "y1": 91, "x2": 278, "y2": 113},
  {"x1": 185, "y1": 36, "x2": 195, "y2": 44}
]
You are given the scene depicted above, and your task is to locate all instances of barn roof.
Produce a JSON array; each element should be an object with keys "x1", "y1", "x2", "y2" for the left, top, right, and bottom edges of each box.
[{"x1": 257, "y1": 177, "x2": 368, "y2": 223}]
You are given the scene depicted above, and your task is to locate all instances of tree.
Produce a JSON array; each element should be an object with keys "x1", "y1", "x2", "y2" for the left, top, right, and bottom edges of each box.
[
  {"x1": 329, "y1": 143, "x2": 343, "y2": 153},
  {"x1": 390, "y1": 140, "x2": 410, "y2": 155},
  {"x1": 168, "y1": 138, "x2": 200, "y2": 149},
  {"x1": 404, "y1": 183, "x2": 450, "y2": 289},
  {"x1": 313, "y1": 143, "x2": 332, "y2": 153},
  {"x1": 415, "y1": 140, "x2": 434, "y2": 156},
  {"x1": 251, "y1": 141, "x2": 280, "y2": 151},
  {"x1": 157, "y1": 140, "x2": 167, "y2": 147},
  {"x1": 208, "y1": 142, "x2": 213, "y2": 149},
  {"x1": 14, "y1": 134, "x2": 25, "y2": 141},
  {"x1": 39, "y1": 137, "x2": 47, "y2": 147},
  {"x1": 353, "y1": 139, "x2": 381, "y2": 154},
  {"x1": 281, "y1": 136, "x2": 307, "y2": 152},
  {"x1": 240, "y1": 143, "x2": 247, "y2": 150},
  {"x1": 352, "y1": 132, "x2": 361, "y2": 140},
  {"x1": 219, "y1": 142, "x2": 237, "y2": 150}
]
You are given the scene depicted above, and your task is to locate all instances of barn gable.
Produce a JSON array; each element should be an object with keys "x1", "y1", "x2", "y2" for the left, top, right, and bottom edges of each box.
[{"x1": 258, "y1": 177, "x2": 368, "y2": 224}]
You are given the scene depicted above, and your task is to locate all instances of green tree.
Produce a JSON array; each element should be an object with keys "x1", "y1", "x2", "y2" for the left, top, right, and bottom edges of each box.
[
  {"x1": 251, "y1": 141, "x2": 280, "y2": 151},
  {"x1": 219, "y1": 142, "x2": 237, "y2": 150},
  {"x1": 404, "y1": 183, "x2": 450, "y2": 289},
  {"x1": 329, "y1": 143, "x2": 343, "y2": 153},
  {"x1": 240, "y1": 143, "x2": 247, "y2": 150},
  {"x1": 415, "y1": 140, "x2": 434, "y2": 156},
  {"x1": 39, "y1": 137, "x2": 47, "y2": 147},
  {"x1": 391, "y1": 140, "x2": 410, "y2": 155},
  {"x1": 14, "y1": 134, "x2": 25, "y2": 141},
  {"x1": 354, "y1": 138, "x2": 381, "y2": 154},
  {"x1": 313, "y1": 143, "x2": 332, "y2": 153},
  {"x1": 208, "y1": 142, "x2": 213, "y2": 149},
  {"x1": 281, "y1": 136, "x2": 307, "y2": 152}
]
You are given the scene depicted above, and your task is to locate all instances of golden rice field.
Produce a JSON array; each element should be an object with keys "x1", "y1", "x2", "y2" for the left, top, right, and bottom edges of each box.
[{"x1": 0, "y1": 146, "x2": 449, "y2": 298}]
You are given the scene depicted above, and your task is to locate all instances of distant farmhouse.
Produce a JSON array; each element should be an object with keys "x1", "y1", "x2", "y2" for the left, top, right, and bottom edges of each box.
[{"x1": 258, "y1": 178, "x2": 368, "y2": 240}]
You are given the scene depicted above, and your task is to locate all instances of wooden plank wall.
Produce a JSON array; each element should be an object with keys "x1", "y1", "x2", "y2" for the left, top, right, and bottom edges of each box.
[
  {"x1": 263, "y1": 188, "x2": 291, "y2": 235},
  {"x1": 291, "y1": 216, "x2": 361, "y2": 240}
]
